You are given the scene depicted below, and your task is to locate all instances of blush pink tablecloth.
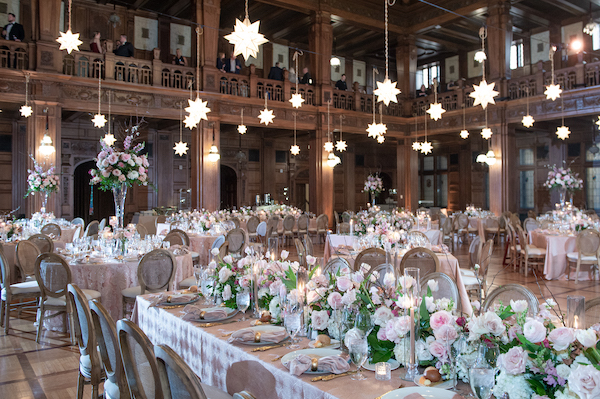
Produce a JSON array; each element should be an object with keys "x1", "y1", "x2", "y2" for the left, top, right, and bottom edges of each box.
[
  {"x1": 529, "y1": 230, "x2": 577, "y2": 280},
  {"x1": 1, "y1": 240, "x2": 66, "y2": 283},
  {"x1": 133, "y1": 295, "x2": 415, "y2": 399},
  {"x1": 189, "y1": 234, "x2": 219, "y2": 266}
]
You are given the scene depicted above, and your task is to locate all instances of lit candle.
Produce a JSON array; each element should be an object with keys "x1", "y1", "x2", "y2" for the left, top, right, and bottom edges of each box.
[
  {"x1": 375, "y1": 362, "x2": 391, "y2": 381},
  {"x1": 349, "y1": 219, "x2": 354, "y2": 236},
  {"x1": 574, "y1": 315, "x2": 579, "y2": 329}
]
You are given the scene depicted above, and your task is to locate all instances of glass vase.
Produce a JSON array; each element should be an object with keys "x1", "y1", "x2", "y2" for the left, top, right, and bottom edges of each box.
[
  {"x1": 41, "y1": 192, "x2": 49, "y2": 214},
  {"x1": 559, "y1": 188, "x2": 566, "y2": 209},
  {"x1": 371, "y1": 192, "x2": 376, "y2": 206},
  {"x1": 112, "y1": 183, "x2": 128, "y2": 229}
]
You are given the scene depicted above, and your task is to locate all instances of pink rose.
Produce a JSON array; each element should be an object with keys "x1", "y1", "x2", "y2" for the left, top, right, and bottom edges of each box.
[
  {"x1": 327, "y1": 292, "x2": 343, "y2": 310},
  {"x1": 548, "y1": 327, "x2": 576, "y2": 351},
  {"x1": 336, "y1": 276, "x2": 353, "y2": 292},
  {"x1": 430, "y1": 311, "x2": 454, "y2": 330},
  {"x1": 341, "y1": 289, "x2": 357, "y2": 306},
  {"x1": 121, "y1": 153, "x2": 131, "y2": 162},
  {"x1": 433, "y1": 324, "x2": 458, "y2": 344},
  {"x1": 107, "y1": 154, "x2": 119, "y2": 164},
  {"x1": 313, "y1": 274, "x2": 328, "y2": 288},
  {"x1": 112, "y1": 169, "x2": 122, "y2": 176},
  {"x1": 311, "y1": 310, "x2": 329, "y2": 331},
  {"x1": 377, "y1": 328, "x2": 387, "y2": 341},
  {"x1": 508, "y1": 324, "x2": 523, "y2": 341},
  {"x1": 385, "y1": 316, "x2": 411, "y2": 343},
  {"x1": 569, "y1": 364, "x2": 600, "y2": 399},
  {"x1": 118, "y1": 175, "x2": 126, "y2": 182},
  {"x1": 523, "y1": 319, "x2": 546, "y2": 343},
  {"x1": 428, "y1": 340, "x2": 447, "y2": 360},
  {"x1": 482, "y1": 311, "x2": 505, "y2": 336},
  {"x1": 497, "y1": 346, "x2": 527, "y2": 375}
]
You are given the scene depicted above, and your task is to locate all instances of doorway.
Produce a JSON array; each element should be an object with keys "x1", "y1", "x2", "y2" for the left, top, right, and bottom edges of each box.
[
  {"x1": 220, "y1": 165, "x2": 237, "y2": 209},
  {"x1": 73, "y1": 161, "x2": 114, "y2": 225}
]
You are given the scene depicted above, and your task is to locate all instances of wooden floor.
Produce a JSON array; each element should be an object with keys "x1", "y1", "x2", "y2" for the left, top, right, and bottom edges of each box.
[{"x1": 1, "y1": 236, "x2": 598, "y2": 398}]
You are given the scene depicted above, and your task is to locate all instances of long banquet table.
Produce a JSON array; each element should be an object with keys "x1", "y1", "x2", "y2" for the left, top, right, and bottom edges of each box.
[{"x1": 134, "y1": 294, "x2": 471, "y2": 399}]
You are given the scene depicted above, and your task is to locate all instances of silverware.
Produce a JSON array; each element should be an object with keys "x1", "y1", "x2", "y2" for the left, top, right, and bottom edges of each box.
[
  {"x1": 311, "y1": 370, "x2": 357, "y2": 382},
  {"x1": 198, "y1": 320, "x2": 238, "y2": 328},
  {"x1": 373, "y1": 384, "x2": 403, "y2": 399},
  {"x1": 251, "y1": 342, "x2": 287, "y2": 352},
  {"x1": 271, "y1": 354, "x2": 285, "y2": 362},
  {"x1": 221, "y1": 331, "x2": 234, "y2": 337}
]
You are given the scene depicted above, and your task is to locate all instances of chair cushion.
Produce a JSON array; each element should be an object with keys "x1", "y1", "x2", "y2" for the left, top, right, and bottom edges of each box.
[
  {"x1": 178, "y1": 276, "x2": 196, "y2": 288},
  {"x1": 121, "y1": 286, "x2": 142, "y2": 298},
  {"x1": 44, "y1": 289, "x2": 101, "y2": 306},
  {"x1": 522, "y1": 246, "x2": 545, "y2": 256},
  {"x1": 201, "y1": 383, "x2": 234, "y2": 399},
  {"x1": 1, "y1": 280, "x2": 40, "y2": 300},
  {"x1": 460, "y1": 269, "x2": 476, "y2": 277},
  {"x1": 190, "y1": 251, "x2": 199, "y2": 260},
  {"x1": 461, "y1": 276, "x2": 481, "y2": 286},
  {"x1": 567, "y1": 252, "x2": 599, "y2": 262}
]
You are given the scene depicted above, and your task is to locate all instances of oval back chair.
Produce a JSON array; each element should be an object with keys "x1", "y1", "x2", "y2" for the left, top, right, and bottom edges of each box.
[
  {"x1": 482, "y1": 284, "x2": 539, "y2": 316},
  {"x1": 41, "y1": 223, "x2": 62, "y2": 239},
  {"x1": 419, "y1": 271, "x2": 460, "y2": 311},
  {"x1": 398, "y1": 247, "x2": 439, "y2": 277},
  {"x1": 28, "y1": 234, "x2": 54, "y2": 254},
  {"x1": 354, "y1": 247, "x2": 387, "y2": 274}
]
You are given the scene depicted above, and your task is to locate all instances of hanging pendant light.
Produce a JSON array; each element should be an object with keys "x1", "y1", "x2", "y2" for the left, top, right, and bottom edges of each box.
[
  {"x1": 556, "y1": 95, "x2": 570, "y2": 140},
  {"x1": 426, "y1": 80, "x2": 446, "y2": 121},
  {"x1": 92, "y1": 61, "x2": 106, "y2": 128},
  {"x1": 469, "y1": 27, "x2": 499, "y2": 109},
  {"x1": 412, "y1": 112, "x2": 421, "y2": 151},
  {"x1": 324, "y1": 100, "x2": 333, "y2": 152},
  {"x1": 522, "y1": 86, "x2": 535, "y2": 128},
  {"x1": 367, "y1": 68, "x2": 386, "y2": 140},
  {"x1": 420, "y1": 112, "x2": 432, "y2": 154},
  {"x1": 289, "y1": 51, "x2": 305, "y2": 109},
  {"x1": 545, "y1": 46, "x2": 562, "y2": 101},
  {"x1": 460, "y1": 103, "x2": 469, "y2": 139},
  {"x1": 174, "y1": 102, "x2": 189, "y2": 156},
  {"x1": 20, "y1": 74, "x2": 32, "y2": 117},
  {"x1": 186, "y1": 28, "x2": 211, "y2": 129},
  {"x1": 103, "y1": 90, "x2": 116, "y2": 146},
  {"x1": 374, "y1": 0, "x2": 400, "y2": 106},
  {"x1": 290, "y1": 112, "x2": 300, "y2": 155},
  {"x1": 238, "y1": 108, "x2": 247, "y2": 134},
  {"x1": 56, "y1": 0, "x2": 83, "y2": 54},
  {"x1": 336, "y1": 115, "x2": 347, "y2": 152},
  {"x1": 225, "y1": 0, "x2": 268, "y2": 61},
  {"x1": 207, "y1": 125, "x2": 220, "y2": 162},
  {"x1": 39, "y1": 108, "x2": 55, "y2": 157},
  {"x1": 258, "y1": 93, "x2": 275, "y2": 125},
  {"x1": 376, "y1": 103, "x2": 387, "y2": 143}
]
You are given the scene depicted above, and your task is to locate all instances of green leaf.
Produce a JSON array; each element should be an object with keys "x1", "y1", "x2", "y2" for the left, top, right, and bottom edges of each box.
[
  {"x1": 497, "y1": 306, "x2": 515, "y2": 320},
  {"x1": 517, "y1": 333, "x2": 540, "y2": 353}
]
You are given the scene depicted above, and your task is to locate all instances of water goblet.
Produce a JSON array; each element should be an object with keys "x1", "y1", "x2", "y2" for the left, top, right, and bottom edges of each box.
[
  {"x1": 348, "y1": 336, "x2": 369, "y2": 380},
  {"x1": 236, "y1": 291, "x2": 250, "y2": 321},
  {"x1": 469, "y1": 367, "x2": 495, "y2": 399},
  {"x1": 284, "y1": 310, "x2": 302, "y2": 349},
  {"x1": 354, "y1": 310, "x2": 374, "y2": 337}
]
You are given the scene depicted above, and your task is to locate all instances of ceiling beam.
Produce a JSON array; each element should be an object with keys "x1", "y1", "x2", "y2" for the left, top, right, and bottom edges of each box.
[
  {"x1": 408, "y1": 0, "x2": 488, "y2": 34},
  {"x1": 540, "y1": 0, "x2": 587, "y2": 15},
  {"x1": 164, "y1": 0, "x2": 190, "y2": 17},
  {"x1": 132, "y1": 0, "x2": 152, "y2": 9},
  {"x1": 436, "y1": 27, "x2": 479, "y2": 44},
  {"x1": 510, "y1": 3, "x2": 551, "y2": 27},
  {"x1": 270, "y1": 16, "x2": 312, "y2": 40}
]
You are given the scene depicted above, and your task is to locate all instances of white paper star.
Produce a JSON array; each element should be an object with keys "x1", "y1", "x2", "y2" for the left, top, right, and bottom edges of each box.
[
  {"x1": 420, "y1": 141, "x2": 433, "y2": 154},
  {"x1": 335, "y1": 140, "x2": 347, "y2": 152},
  {"x1": 374, "y1": 78, "x2": 401, "y2": 106},
  {"x1": 596, "y1": 116, "x2": 600, "y2": 128},
  {"x1": 522, "y1": 115, "x2": 535, "y2": 128},
  {"x1": 460, "y1": 130, "x2": 469, "y2": 139},
  {"x1": 20, "y1": 105, "x2": 32, "y2": 117},
  {"x1": 92, "y1": 113, "x2": 107, "y2": 128},
  {"x1": 224, "y1": 18, "x2": 269, "y2": 61},
  {"x1": 184, "y1": 97, "x2": 211, "y2": 129},
  {"x1": 426, "y1": 102, "x2": 446, "y2": 121},
  {"x1": 324, "y1": 141, "x2": 334, "y2": 152},
  {"x1": 289, "y1": 93, "x2": 305, "y2": 108},
  {"x1": 290, "y1": 144, "x2": 300, "y2": 155},
  {"x1": 470, "y1": 80, "x2": 499, "y2": 109},
  {"x1": 545, "y1": 84, "x2": 562, "y2": 101},
  {"x1": 184, "y1": 115, "x2": 198, "y2": 130},
  {"x1": 56, "y1": 29, "x2": 83, "y2": 54},
  {"x1": 412, "y1": 141, "x2": 422, "y2": 151},
  {"x1": 173, "y1": 141, "x2": 189, "y2": 156},
  {"x1": 367, "y1": 123, "x2": 380, "y2": 138},
  {"x1": 258, "y1": 108, "x2": 275, "y2": 125},
  {"x1": 238, "y1": 124, "x2": 247, "y2": 134},
  {"x1": 481, "y1": 128, "x2": 493, "y2": 139},
  {"x1": 103, "y1": 133, "x2": 116, "y2": 147},
  {"x1": 377, "y1": 123, "x2": 387, "y2": 136},
  {"x1": 556, "y1": 125, "x2": 571, "y2": 140},
  {"x1": 377, "y1": 135, "x2": 385, "y2": 143}
]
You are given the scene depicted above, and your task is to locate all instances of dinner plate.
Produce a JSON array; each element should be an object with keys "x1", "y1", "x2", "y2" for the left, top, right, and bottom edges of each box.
[
  {"x1": 380, "y1": 386, "x2": 457, "y2": 399},
  {"x1": 308, "y1": 338, "x2": 340, "y2": 349},
  {"x1": 235, "y1": 325, "x2": 287, "y2": 345},
  {"x1": 192, "y1": 306, "x2": 238, "y2": 322},
  {"x1": 413, "y1": 374, "x2": 455, "y2": 389},
  {"x1": 362, "y1": 358, "x2": 400, "y2": 371},
  {"x1": 280, "y1": 348, "x2": 344, "y2": 375},
  {"x1": 158, "y1": 294, "x2": 201, "y2": 307}
]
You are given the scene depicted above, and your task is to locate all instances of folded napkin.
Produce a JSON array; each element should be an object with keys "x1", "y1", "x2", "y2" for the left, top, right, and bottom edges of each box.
[
  {"x1": 148, "y1": 293, "x2": 196, "y2": 307},
  {"x1": 181, "y1": 305, "x2": 227, "y2": 321},
  {"x1": 284, "y1": 354, "x2": 350, "y2": 376},
  {"x1": 169, "y1": 244, "x2": 190, "y2": 255},
  {"x1": 148, "y1": 293, "x2": 168, "y2": 307},
  {"x1": 405, "y1": 394, "x2": 464, "y2": 399},
  {"x1": 228, "y1": 328, "x2": 288, "y2": 344}
]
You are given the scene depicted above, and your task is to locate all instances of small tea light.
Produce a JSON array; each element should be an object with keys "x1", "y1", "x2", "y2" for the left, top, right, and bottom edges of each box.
[{"x1": 375, "y1": 362, "x2": 391, "y2": 381}]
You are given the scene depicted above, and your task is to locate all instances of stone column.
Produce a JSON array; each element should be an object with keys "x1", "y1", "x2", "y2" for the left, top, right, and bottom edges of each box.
[
  {"x1": 309, "y1": 9, "x2": 333, "y2": 105},
  {"x1": 343, "y1": 147, "x2": 355, "y2": 212},
  {"x1": 190, "y1": 119, "x2": 221, "y2": 211},
  {"x1": 486, "y1": 0, "x2": 512, "y2": 82},
  {"x1": 309, "y1": 120, "x2": 334, "y2": 227}
]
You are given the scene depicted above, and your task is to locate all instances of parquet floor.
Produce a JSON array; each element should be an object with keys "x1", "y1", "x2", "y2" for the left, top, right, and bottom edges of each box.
[{"x1": 0, "y1": 236, "x2": 597, "y2": 398}]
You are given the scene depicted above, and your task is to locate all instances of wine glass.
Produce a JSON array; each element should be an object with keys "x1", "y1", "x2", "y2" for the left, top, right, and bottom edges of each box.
[
  {"x1": 348, "y1": 336, "x2": 369, "y2": 380},
  {"x1": 354, "y1": 310, "x2": 374, "y2": 337},
  {"x1": 193, "y1": 266, "x2": 204, "y2": 287},
  {"x1": 284, "y1": 308, "x2": 302, "y2": 349},
  {"x1": 469, "y1": 368, "x2": 495, "y2": 399},
  {"x1": 236, "y1": 290, "x2": 250, "y2": 321}
]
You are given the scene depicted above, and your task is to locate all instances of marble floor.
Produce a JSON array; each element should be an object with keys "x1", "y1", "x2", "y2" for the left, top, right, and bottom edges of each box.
[{"x1": 0, "y1": 237, "x2": 597, "y2": 398}]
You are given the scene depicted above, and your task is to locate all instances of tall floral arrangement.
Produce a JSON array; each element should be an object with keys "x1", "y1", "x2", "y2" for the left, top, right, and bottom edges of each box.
[
  {"x1": 89, "y1": 129, "x2": 150, "y2": 191},
  {"x1": 544, "y1": 165, "x2": 583, "y2": 193},
  {"x1": 364, "y1": 174, "x2": 383, "y2": 197},
  {"x1": 25, "y1": 157, "x2": 60, "y2": 197}
]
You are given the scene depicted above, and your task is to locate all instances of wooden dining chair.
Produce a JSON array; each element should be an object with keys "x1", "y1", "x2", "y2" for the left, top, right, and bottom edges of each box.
[
  {"x1": 398, "y1": 247, "x2": 439, "y2": 277},
  {"x1": 226, "y1": 228, "x2": 246, "y2": 256},
  {"x1": 165, "y1": 229, "x2": 190, "y2": 247},
  {"x1": 584, "y1": 297, "x2": 600, "y2": 329},
  {"x1": 41, "y1": 223, "x2": 62, "y2": 239},
  {"x1": 67, "y1": 284, "x2": 104, "y2": 399},
  {"x1": 482, "y1": 284, "x2": 539, "y2": 316},
  {"x1": 364, "y1": 263, "x2": 395, "y2": 293},
  {"x1": 246, "y1": 216, "x2": 260, "y2": 242},
  {"x1": 322, "y1": 257, "x2": 351, "y2": 276},
  {"x1": 121, "y1": 249, "x2": 177, "y2": 317},
  {"x1": 89, "y1": 300, "x2": 129, "y2": 399},
  {"x1": 523, "y1": 218, "x2": 540, "y2": 234},
  {"x1": 296, "y1": 214, "x2": 309, "y2": 238},
  {"x1": 566, "y1": 229, "x2": 600, "y2": 283},
  {"x1": 419, "y1": 271, "x2": 460, "y2": 311},
  {"x1": 282, "y1": 215, "x2": 295, "y2": 246},
  {"x1": 84, "y1": 220, "x2": 99, "y2": 238},
  {"x1": 230, "y1": 217, "x2": 241, "y2": 229},
  {"x1": 462, "y1": 239, "x2": 494, "y2": 301},
  {"x1": 516, "y1": 224, "x2": 545, "y2": 276},
  {"x1": 315, "y1": 214, "x2": 329, "y2": 244},
  {"x1": 28, "y1": 234, "x2": 54, "y2": 254},
  {"x1": 15, "y1": 240, "x2": 41, "y2": 280},
  {"x1": 136, "y1": 223, "x2": 148, "y2": 239},
  {"x1": 408, "y1": 230, "x2": 429, "y2": 246},
  {"x1": 354, "y1": 247, "x2": 387, "y2": 274}
]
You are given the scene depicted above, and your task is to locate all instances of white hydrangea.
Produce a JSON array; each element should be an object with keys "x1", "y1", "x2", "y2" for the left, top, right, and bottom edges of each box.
[{"x1": 493, "y1": 370, "x2": 534, "y2": 399}]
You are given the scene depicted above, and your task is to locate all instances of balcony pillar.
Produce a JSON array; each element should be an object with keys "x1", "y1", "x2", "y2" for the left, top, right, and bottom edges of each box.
[
  {"x1": 191, "y1": 120, "x2": 221, "y2": 211},
  {"x1": 309, "y1": 119, "x2": 334, "y2": 228},
  {"x1": 309, "y1": 9, "x2": 333, "y2": 105},
  {"x1": 487, "y1": 0, "x2": 512, "y2": 83},
  {"x1": 396, "y1": 34, "x2": 417, "y2": 100}
]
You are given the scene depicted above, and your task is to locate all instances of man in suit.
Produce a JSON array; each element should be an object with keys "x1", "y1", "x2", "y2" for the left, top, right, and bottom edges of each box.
[
  {"x1": 335, "y1": 74, "x2": 348, "y2": 90},
  {"x1": 268, "y1": 62, "x2": 284, "y2": 81},
  {"x1": 225, "y1": 52, "x2": 241, "y2": 74},
  {"x1": 2, "y1": 13, "x2": 24, "y2": 41},
  {"x1": 300, "y1": 67, "x2": 312, "y2": 85},
  {"x1": 113, "y1": 34, "x2": 134, "y2": 57}
]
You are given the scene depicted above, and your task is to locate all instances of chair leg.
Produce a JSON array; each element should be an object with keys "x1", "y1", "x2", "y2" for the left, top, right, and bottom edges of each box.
[
  {"x1": 3, "y1": 300, "x2": 8, "y2": 335},
  {"x1": 36, "y1": 305, "x2": 45, "y2": 343},
  {"x1": 77, "y1": 371, "x2": 85, "y2": 399},
  {"x1": 91, "y1": 382, "x2": 99, "y2": 399},
  {"x1": 576, "y1": 259, "x2": 581, "y2": 284},
  {"x1": 0, "y1": 299, "x2": 5, "y2": 328}
]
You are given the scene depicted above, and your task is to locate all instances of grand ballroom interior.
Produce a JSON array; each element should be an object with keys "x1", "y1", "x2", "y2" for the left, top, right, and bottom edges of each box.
[{"x1": 4, "y1": 0, "x2": 600, "y2": 398}]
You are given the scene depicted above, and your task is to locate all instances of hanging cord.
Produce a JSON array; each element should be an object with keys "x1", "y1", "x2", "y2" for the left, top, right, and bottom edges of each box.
[
  {"x1": 97, "y1": 62, "x2": 102, "y2": 114},
  {"x1": 479, "y1": 27, "x2": 487, "y2": 80},
  {"x1": 372, "y1": 67, "x2": 378, "y2": 123},
  {"x1": 526, "y1": 86, "x2": 530, "y2": 115},
  {"x1": 67, "y1": 0, "x2": 72, "y2": 31},
  {"x1": 108, "y1": 90, "x2": 112, "y2": 135},
  {"x1": 195, "y1": 27, "x2": 203, "y2": 96},
  {"x1": 241, "y1": 108, "x2": 244, "y2": 124},
  {"x1": 549, "y1": 46, "x2": 556, "y2": 85},
  {"x1": 327, "y1": 99, "x2": 331, "y2": 142},
  {"x1": 462, "y1": 102, "x2": 466, "y2": 130},
  {"x1": 179, "y1": 102, "x2": 183, "y2": 142},
  {"x1": 245, "y1": 0, "x2": 249, "y2": 20},
  {"x1": 293, "y1": 112, "x2": 297, "y2": 146},
  {"x1": 24, "y1": 73, "x2": 29, "y2": 105},
  {"x1": 339, "y1": 114, "x2": 344, "y2": 142}
]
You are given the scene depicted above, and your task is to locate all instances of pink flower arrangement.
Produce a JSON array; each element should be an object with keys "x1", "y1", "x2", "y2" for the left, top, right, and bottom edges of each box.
[
  {"x1": 363, "y1": 174, "x2": 383, "y2": 196},
  {"x1": 544, "y1": 164, "x2": 583, "y2": 192},
  {"x1": 25, "y1": 157, "x2": 60, "y2": 197}
]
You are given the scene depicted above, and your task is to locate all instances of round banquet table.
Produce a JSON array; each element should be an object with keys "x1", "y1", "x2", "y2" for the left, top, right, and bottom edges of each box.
[
  {"x1": 188, "y1": 234, "x2": 219, "y2": 265},
  {"x1": 529, "y1": 230, "x2": 578, "y2": 280}
]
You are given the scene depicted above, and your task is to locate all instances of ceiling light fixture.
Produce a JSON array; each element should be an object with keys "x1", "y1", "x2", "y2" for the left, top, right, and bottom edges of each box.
[
  {"x1": 39, "y1": 108, "x2": 55, "y2": 157},
  {"x1": 103, "y1": 90, "x2": 116, "y2": 146},
  {"x1": 545, "y1": 46, "x2": 562, "y2": 101},
  {"x1": 481, "y1": 107, "x2": 492, "y2": 140},
  {"x1": 174, "y1": 102, "x2": 188, "y2": 156},
  {"x1": 460, "y1": 103, "x2": 469, "y2": 139},
  {"x1": 258, "y1": 93, "x2": 275, "y2": 125},
  {"x1": 412, "y1": 111, "x2": 421, "y2": 151},
  {"x1": 336, "y1": 114, "x2": 347, "y2": 152},
  {"x1": 522, "y1": 86, "x2": 535, "y2": 128},
  {"x1": 20, "y1": 73, "x2": 32, "y2": 118},
  {"x1": 469, "y1": 27, "x2": 498, "y2": 110},
  {"x1": 556, "y1": 95, "x2": 570, "y2": 140},
  {"x1": 207, "y1": 125, "x2": 220, "y2": 162},
  {"x1": 290, "y1": 51, "x2": 305, "y2": 109},
  {"x1": 56, "y1": 0, "x2": 82, "y2": 54},
  {"x1": 186, "y1": 28, "x2": 211, "y2": 129},
  {"x1": 92, "y1": 61, "x2": 106, "y2": 128},
  {"x1": 324, "y1": 100, "x2": 333, "y2": 152},
  {"x1": 225, "y1": 0, "x2": 268, "y2": 61},
  {"x1": 238, "y1": 108, "x2": 247, "y2": 134},
  {"x1": 420, "y1": 112, "x2": 432, "y2": 154},
  {"x1": 585, "y1": 4, "x2": 596, "y2": 36},
  {"x1": 427, "y1": 80, "x2": 446, "y2": 121},
  {"x1": 374, "y1": 0, "x2": 400, "y2": 106}
]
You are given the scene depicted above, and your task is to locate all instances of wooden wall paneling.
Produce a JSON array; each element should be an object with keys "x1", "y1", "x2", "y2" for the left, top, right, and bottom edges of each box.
[{"x1": 157, "y1": 132, "x2": 174, "y2": 206}]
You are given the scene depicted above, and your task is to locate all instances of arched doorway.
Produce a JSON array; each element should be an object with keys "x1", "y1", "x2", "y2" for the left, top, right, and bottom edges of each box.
[
  {"x1": 379, "y1": 172, "x2": 393, "y2": 204},
  {"x1": 73, "y1": 161, "x2": 113, "y2": 225},
  {"x1": 220, "y1": 165, "x2": 237, "y2": 209}
]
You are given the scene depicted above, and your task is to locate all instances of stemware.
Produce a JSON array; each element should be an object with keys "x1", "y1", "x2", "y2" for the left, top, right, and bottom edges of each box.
[
  {"x1": 348, "y1": 336, "x2": 369, "y2": 380},
  {"x1": 469, "y1": 368, "x2": 495, "y2": 399},
  {"x1": 354, "y1": 309, "x2": 374, "y2": 337},
  {"x1": 284, "y1": 308, "x2": 302, "y2": 349},
  {"x1": 236, "y1": 290, "x2": 250, "y2": 321}
]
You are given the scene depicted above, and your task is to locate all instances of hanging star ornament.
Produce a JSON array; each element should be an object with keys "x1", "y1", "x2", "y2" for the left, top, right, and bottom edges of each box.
[
  {"x1": 237, "y1": 124, "x2": 247, "y2": 134},
  {"x1": 289, "y1": 93, "x2": 304, "y2": 109},
  {"x1": 225, "y1": 18, "x2": 268, "y2": 61},
  {"x1": 522, "y1": 115, "x2": 535, "y2": 128},
  {"x1": 426, "y1": 102, "x2": 446, "y2": 121},
  {"x1": 556, "y1": 125, "x2": 571, "y2": 140},
  {"x1": 103, "y1": 133, "x2": 116, "y2": 147},
  {"x1": 544, "y1": 84, "x2": 562, "y2": 101},
  {"x1": 258, "y1": 108, "x2": 275, "y2": 125},
  {"x1": 596, "y1": 116, "x2": 600, "y2": 128},
  {"x1": 470, "y1": 80, "x2": 499, "y2": 109},
  {"x1": 324, "y1": 141, "x2": 334, "y2": 152},
  {"x1": 56, "y1": 29, "x2": 83, "y2": 54},
  {"x1": 335, "y1": 140, "x2": 347, "y2": 152},
  {"x1": 290, "y1": 144, "x2": 300, "y2": 155},
  {"x1": 184, "y1": 115, "x2": 198, "y2": 130},
  {"x1": 20, "y1": 105, "x2": 32, "y2": 118},
  {"x1": 420, "y1": 141, "x2": 433, "y2": 154},
  {"x1": 460, "y1": 130, "x2": 469, "y2": 139},
  {"x1": 377, "y1": 135, "x2": 385, "y2": 144},
  {"x1": 184, "y1": 97, "x2": 211, "y2": 129},
  {"x1": 92, "y1": 113, "x2": 107, "y2": 128},
  {"x1": 373, "y1": 78, "x2": 401, "y2": 106},
  {"x1": 481, "y1": 128, "x2": 493, "y2": 139},
  {"x1": 173, "y1": 140, "x2": 189, "y2": 156},
  {"x1": 412, "y1": 141, "x2": 422, "y2": 151}
]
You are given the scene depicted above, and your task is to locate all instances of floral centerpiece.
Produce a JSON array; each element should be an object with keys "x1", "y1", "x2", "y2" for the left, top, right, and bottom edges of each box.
[
  {"x1": 0, "y1": 218, "x2": 22, "y2": 240},
  {"x1": 89, "y1": 125, "x2": 151, "y2": 228},
  {"x1": 545, "y1": 165, "x2": 583, "y2": 208},
  {"x1": 25, "y1": 156, "x2": 60, "y2": 213},
  {"x1": 364, "y1": 174, "x2": 383, "y2": 205}
]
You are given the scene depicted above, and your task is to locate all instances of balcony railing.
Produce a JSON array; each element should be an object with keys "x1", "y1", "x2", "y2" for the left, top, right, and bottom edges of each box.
[
  {"x1": 63, "y1": 51, "x2": 104, "y2": 78},
  {"x1": 162, "y1": 65, "x2": 195, "y2": 90},
  {"x1": 332, "y1": 91, "x2": 355, "y2": 111},
  {"x1": 291, "y1": 86, "x2": 315, "y2": 106},
  {"x1": 0, "y1": 39, "x2": 29, "y2": 70}
]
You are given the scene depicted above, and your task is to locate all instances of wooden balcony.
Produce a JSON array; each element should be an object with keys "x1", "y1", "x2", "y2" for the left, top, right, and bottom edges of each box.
[{"x1": 0, "y1": 39, "x2": 31, "y2": 70}]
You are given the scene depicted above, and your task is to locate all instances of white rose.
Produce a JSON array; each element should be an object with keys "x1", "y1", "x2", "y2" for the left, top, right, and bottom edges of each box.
[
  {"x1": 569, "y1": 364, "x2": 600, "y2": 399},
  {"x1": 211, "y1": 248, "x2": 219, "y2": 256},
  {"x1": 223, "y1": 255, "x2": 233, "y2": 264},
  {"x1": 222, "y1": 285, "x2": 232, "y2": 301},
  {"x1": 523, "y1": 319, "x2": 546, "y2": 343},
  {"x1": 280, "y1": 250, "x2": 289, "y2": 260},
  {"x1": 425, "y1": 296, "x2": 436, "y2": 313},
  {"x1": 311, "y1": 310, "x2": 330, "y2": 330},
  {"x1": 482, "y1": 311, "x2": 506, "y2": 336},
  {"x1": 556, "y1": 364, "x2": 572, "y2": 380},
  {"x1": 510, "y1": 299, "x2": 528, "y2": 313},
  {"x1": 427, "y1": 279, "x2": 439, "y2": 292},
  {"x1": 576, "y1": 329, "x2": 598, "y2": 348},
  {"x1": 218, "y1": 267, "x2": 233, "y2": 283},
  {"x1": 548, "y1": 327, "x2": 576, "y2": 351},
  {"x1": 373, "y1": 306, "x2": 394, "y2": 326}
]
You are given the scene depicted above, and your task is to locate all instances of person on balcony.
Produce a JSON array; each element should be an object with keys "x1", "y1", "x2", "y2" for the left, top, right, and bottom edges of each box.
[
  {"x1": 335, "y1": 74, "x2": 347, "y2": 90},
  {"x1": 113, "y1": 34, "x2": 134, "y2": 57},
  {"x1": 300, "y1": 67, "x2": 312, "y2": 85},
  {"x1": 225, "y1": 52, "x2": 241, "y2": 74},
  {"x1": 2, "y1": 13, "x2": 24, "y2": 42},
  {"x1": 217, "y1": 52, "x2": 226, "y2": 72},
  {"x1": 90, "y1": 32, "x2": 104, "y2": 54},
  {"x1": 172, "y1": 48, "x2": 187, "y2": 67},
  {"x1": 268, "y1": 62, "x2": 284, "y2": 81},
  {"x1": 417, "y1": 84, "x2": 428, "y2": 97}
]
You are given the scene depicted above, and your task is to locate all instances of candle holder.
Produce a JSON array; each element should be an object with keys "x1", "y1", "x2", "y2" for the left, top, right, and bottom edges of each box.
[
  {"x1": 402, "y1": 267, "x2": 420, "y2": 381},
  {"x1": 252, "y1": 256, "x2": 262, "y2": 318},
  {"x1": 567, "y1": 295, "x2": 585, "y2": 329},
  {"x1": 268, "y1": 237, "x2": 278, "y2": 260},
  {"x1": 296, "y1": 266, "x2": 309, "y2": 337},
  {"x1": 375, "y1": 362, "x2": 391, "y2": 381}
]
